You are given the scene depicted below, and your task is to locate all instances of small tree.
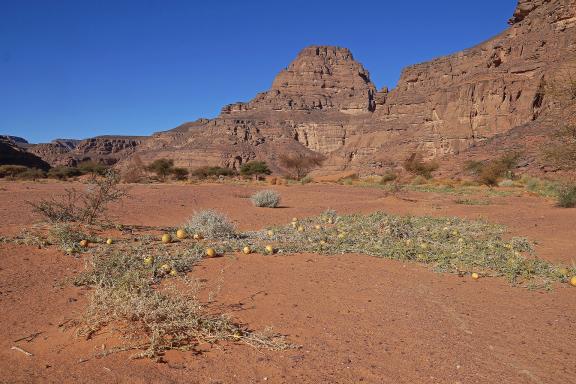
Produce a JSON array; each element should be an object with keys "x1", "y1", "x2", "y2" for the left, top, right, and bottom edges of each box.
[
  {"x1": 279, "y1": 152, "x2": 324, "y2": 180},
  {"x1": 146, "y1": 158, "x2": 174, "y2": 181},
  {"x1": 240, "y1": 161, "x2": 271, "y2": 180}
]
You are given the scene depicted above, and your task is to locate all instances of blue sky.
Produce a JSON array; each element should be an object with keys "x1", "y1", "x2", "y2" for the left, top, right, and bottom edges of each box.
[{"x1": 0, "y1": 0, "x2": 517, "y2": 143}]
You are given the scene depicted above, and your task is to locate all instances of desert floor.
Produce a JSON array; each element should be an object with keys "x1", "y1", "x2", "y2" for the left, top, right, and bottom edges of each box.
[{"x1": 0, "y1": 181, "x2": 574, "y2": 383}]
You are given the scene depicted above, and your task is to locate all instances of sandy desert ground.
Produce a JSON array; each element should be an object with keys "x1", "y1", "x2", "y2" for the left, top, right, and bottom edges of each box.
[{"x1": 0, "y1": 181, "x2": 575, "y2": 383}]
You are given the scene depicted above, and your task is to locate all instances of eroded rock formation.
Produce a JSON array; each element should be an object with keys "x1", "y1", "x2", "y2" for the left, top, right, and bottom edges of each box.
[{"x1": 13, "y1": 0, "x2": 576, "y2": 176}]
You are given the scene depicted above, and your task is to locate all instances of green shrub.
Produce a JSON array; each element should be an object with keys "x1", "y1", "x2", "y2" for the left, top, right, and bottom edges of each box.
[
  {"x1": 240, "y1": 161, "x2": 271, "y2": 179},
  {"x1": 16, "y1": 168, "x2": 46, "y2": 180},
  {"x1": 380, "y1": 170, "x2": 398, "y2": 184},
  {"x1": 556, "y1": 184, "x2": 576, "y2": 208},
  {"x1": 77, "y1": 161, "x2": 109, "y2": 176},
  {"x1": 171, "y1": 167, "x2": 189, "y2": 181},
  {"x1": 191, "y1": 166, "x2": 235, "y2": 179},
  {"x1": 183, "y1": 210, "x2": 236, "y2": 238},
  {"x1": 47, "y1": 166, "x2": 82, "y2": 180},
  {"x1": 0, "y1": 164, "x2": 29, "y2": 178},
  {"x1": 404, "y1": 154, "x2": 438, "y2": 179},
  {"x1": 251, "y1": 190, "x2": 281, "y2": 208}
]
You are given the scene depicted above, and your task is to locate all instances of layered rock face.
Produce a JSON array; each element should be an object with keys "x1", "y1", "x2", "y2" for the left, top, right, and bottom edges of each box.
[
  {"x1": 223, "y1": 46, "x2": 376, "y2": 114},
  {"x1": 21, "y1": 0, "x2": 576, "y2": 175}
]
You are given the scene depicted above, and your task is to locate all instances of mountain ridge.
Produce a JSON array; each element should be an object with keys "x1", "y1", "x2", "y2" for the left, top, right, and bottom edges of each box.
[{"x1": 5, "y1": 0, "x2": 575, "y2": 177}]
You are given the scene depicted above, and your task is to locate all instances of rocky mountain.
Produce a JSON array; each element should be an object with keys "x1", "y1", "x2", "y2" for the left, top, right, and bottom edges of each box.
[
  {"x1": 8, "y1": 0, "x2": 576, "y2": 176},
  {"x1": 0, "y1": 136, "x2": 50, "y2": 170},
  {"x1": 26, "y1": 136, "x2": 144, "y2": 167}
]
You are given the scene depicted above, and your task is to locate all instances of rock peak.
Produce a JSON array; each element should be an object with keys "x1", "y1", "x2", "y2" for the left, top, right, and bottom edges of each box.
[{"x1": 222, "y1": 45, "x2": 376, "y2": 114}]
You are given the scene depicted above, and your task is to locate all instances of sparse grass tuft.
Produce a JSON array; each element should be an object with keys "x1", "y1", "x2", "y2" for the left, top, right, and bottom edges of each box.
[
  {"x1": 454, "y1": 198, "x2": 491, "y2": 206},
  {"x1": 251, "y1": 190, "x2": 281, "y2": 208}
]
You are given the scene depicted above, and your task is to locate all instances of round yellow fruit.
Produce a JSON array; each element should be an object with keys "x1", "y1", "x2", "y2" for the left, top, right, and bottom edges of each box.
[
  {"x1": 193, "y1": 233, "x2": 203, "y2": 240},
  {"x1": 143, "y1": 256, "x2": 154, "y2": 266},
  {"x1": 570, "y1": 276, "x2": 576, "y2": 287},
  {"x1": 292, "y1": 217, "x2": 298, "y2": 222},
  {"x1": 267, "y1": 230, "x2": 274, "y2": 237},
  {"x1": 265, "y1": 245, "x2": 274, "y2": 254},
  {"x1": 169, "y1": 269, "x2": 178, "y2": 276},
  {"x1": 205, "y1": 248, "x2": 216, "y2": 258},
  {"x1": 176, "y1": 229, "x2": 187, "y2": 240},
  {"x1": 471, "y1": 272, "x2": 480, "y2": 280},
  {"x1": 160, "y1": 264, "x2": 171, "y2": 272},
  {"x1": 79, "y1": 239, "x2": 89, "y2": 248},
  {"x1": 314, "y1": 225, "x2": 321, "y2": 230},
  {"x1": 161, "y1": 234, "x2": 172, "y2": 244},
  {"x1": 66, "y1": 247, "x2": 74, "y2": 254},
  {"x1": 242, "y1": 246, "x2": 251, "y2": 255},
  {"x1": 106, "y1": 238, "x2": 113, "y2": 245},
  {"x1": 297, "y1": 226, "x2": 305, "y2": 232}
]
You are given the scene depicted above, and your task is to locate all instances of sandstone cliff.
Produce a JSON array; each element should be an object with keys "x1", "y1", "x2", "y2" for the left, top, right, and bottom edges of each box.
[{"x1": 19, "y1": 0, "x2": 576, "y2": 176}]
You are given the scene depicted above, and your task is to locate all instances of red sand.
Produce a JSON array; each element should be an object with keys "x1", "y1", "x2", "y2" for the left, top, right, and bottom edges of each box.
[{"x1": 1, "y1": 181, "x2": 574, "y2": 383}]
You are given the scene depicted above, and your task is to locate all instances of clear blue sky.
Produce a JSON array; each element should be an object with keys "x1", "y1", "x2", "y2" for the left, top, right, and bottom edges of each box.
[{"x1": 0, "y1": 0, "x2": 517, "y2": 143}]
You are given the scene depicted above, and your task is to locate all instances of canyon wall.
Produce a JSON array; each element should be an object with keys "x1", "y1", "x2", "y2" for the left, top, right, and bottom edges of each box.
[{"x1": 16, "y1": 0, "x2": 576, "y2": 176}]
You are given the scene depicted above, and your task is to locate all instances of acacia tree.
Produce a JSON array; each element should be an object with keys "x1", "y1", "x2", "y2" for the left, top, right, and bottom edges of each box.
[
  {"x1": 240, "y1": 161, "x2": 271, "y2": 180},
  {"x1": 279, "y1": 152, "x2": 324, "y2": 180},
  {"x1": 146, "y1": 158, "x2": 174, "y2": 181}
]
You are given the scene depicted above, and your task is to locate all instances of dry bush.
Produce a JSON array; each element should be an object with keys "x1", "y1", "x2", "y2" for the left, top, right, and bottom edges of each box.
[
  {"x1": 465, "y1": 152, "x2": 520, "y2": 186},
  {"x1": 122, "y1": 155, "x2": 146, "y2": 183},
  {"x1": 251, "y1": 190, "x2": 281, "y2": 208},
  {"x1": 542, "y1": 125, "x2": 576, "y2": 171},
  {"x1": 75, "y1": 245, "x2": 290, "y2": 358},
  {"x1": 380, "y1": 170, "x2": 398, "y2": 184},
  {"x1": 556, "y1": 183, "x2": 576, "y2": 208},
  {"x1": 29, "y1": 171, "x2": 127, "y2": 224},
  {"x1": 183, "y1": 210, "x2": 236, "y2": 238},
  {"x1": 279, "y1": 152, "x2": 324, "y2": 180},
  {"x1": 403, "y1": 153, "x2": 438, "y2": 179}
]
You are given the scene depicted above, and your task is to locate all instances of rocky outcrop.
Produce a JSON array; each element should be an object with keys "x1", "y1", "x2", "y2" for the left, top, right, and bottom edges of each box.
[{"x1": 223, "y1": 46, "x2": 376, "y2": 115}]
